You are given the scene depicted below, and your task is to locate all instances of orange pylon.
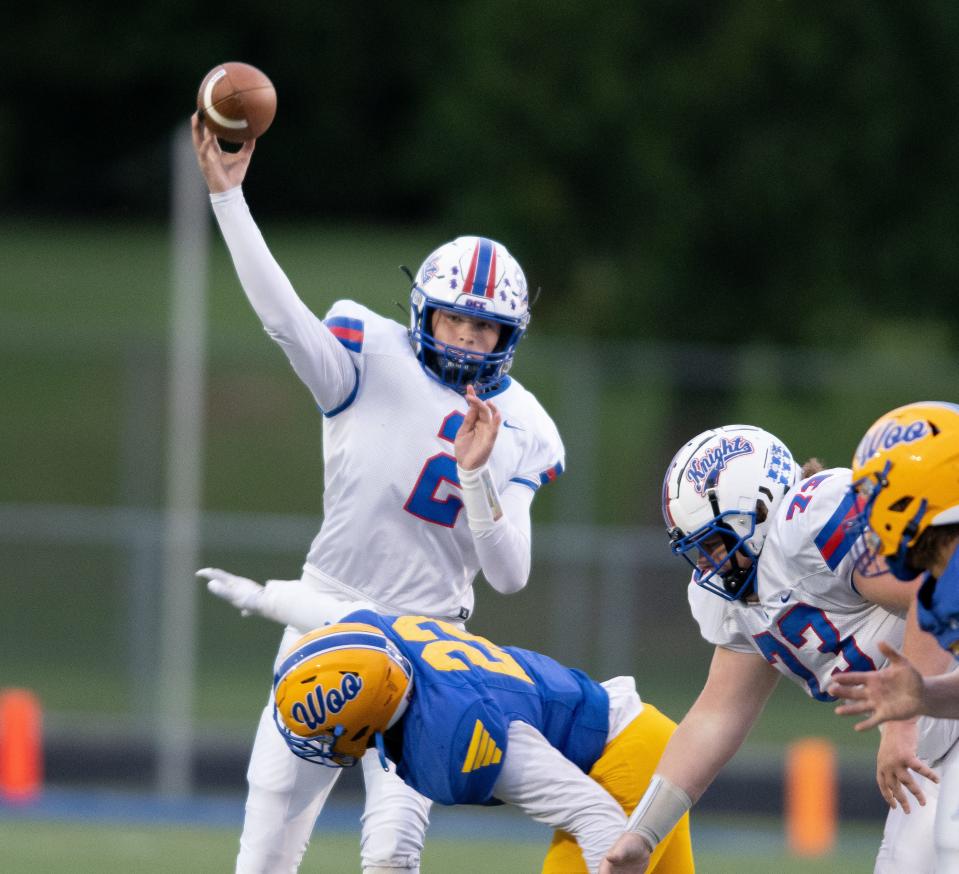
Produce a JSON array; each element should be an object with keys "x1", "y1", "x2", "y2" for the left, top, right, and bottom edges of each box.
[
  {"x1": 0, "y1": 688, "x2": 43, "y2": 802},
  {"x1": 785, "y1": 736, "x2": 837, "y2": 856}
]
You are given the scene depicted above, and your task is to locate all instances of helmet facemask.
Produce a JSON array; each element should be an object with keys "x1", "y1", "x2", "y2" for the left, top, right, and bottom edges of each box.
[
  {"x1": 848, "y1": 460, "x2": 932, "y2": 581},
  {"x1": 668, "y1": 491, "x2": 764, "y2": 601},
  {"x1": 410, "y1": 295, "x2": 526, "y2": 391},
  {"x1": 272, "y1": 713, "x2": 359, "y2": 767}
]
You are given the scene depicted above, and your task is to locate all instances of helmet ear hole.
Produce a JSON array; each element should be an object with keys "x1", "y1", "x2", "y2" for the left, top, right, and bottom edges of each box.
[{"x1": 755, "y1": 501, "x2": 768, "y2": 524}]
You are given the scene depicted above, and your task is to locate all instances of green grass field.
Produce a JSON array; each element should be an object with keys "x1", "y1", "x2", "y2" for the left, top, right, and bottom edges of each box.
[{"x1": 0, "y1": 815, "x2": 882, "y2": 873}]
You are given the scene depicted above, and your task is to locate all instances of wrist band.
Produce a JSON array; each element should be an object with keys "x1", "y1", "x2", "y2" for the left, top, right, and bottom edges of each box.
[
  {"x1": 625, "y1": 775, "x2": 692, "y2": 850},
  {"x1": 457, "y1": 464, "x2": 503, "y2": 529}
]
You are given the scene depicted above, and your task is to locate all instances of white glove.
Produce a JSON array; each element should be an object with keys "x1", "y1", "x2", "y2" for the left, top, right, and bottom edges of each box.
[
  {"x1": 196, "y1": 567, "x2": 264, "y2": 617},
  {"x1": 198, "y1": 567, "x2": 377, "y2": 631}
]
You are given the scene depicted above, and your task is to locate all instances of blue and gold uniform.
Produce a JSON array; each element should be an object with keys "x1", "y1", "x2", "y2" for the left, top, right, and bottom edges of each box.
[
  {"x1": 352, "y1": 609, "x2": 610, "y2": 806},
  {"x1": 271, "y1": 611, "x2": 695, "y2": 873}
]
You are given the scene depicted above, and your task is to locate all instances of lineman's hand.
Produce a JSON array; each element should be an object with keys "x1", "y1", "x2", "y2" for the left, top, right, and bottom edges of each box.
[
  {"x1": 191, "y1": 113, "x2": 255, "y2": 193},
  {"x1": 196, "y1": 567, "x2": 264, "y2": 617},
  {"x1": 599, "y1": 833, "x2": 652, "y2": 874},
  {"x1": 828, "y1": 641, "x2": 938, "y2": 811},
  {"x1": 829, "y1": 642, "x2": 927, "y2": 730},
  {"x1": 455, "y1": 384, "x2": 502, "y2": 471},
  {"x1": 873, "y1": 719, "x2": 938, "y2": 812}
]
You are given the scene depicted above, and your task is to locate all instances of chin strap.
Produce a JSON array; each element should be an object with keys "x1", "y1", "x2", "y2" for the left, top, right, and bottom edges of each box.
[
  {"x1": 374, "y1": 732, "x2": 390, "y2": 771},
  {"x1": 705, "y1": 487, "x2": 755, "y2": 598}
]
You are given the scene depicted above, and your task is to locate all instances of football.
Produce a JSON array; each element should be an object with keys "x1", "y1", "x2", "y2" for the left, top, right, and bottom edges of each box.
[{"x1": 196, "y1": 62, "x2": 276, "y2": 143}]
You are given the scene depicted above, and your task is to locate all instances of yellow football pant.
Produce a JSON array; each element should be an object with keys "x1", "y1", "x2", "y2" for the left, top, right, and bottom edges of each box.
[{"x1": 541, "y1": 703, "x2": 694, "y2": 874}]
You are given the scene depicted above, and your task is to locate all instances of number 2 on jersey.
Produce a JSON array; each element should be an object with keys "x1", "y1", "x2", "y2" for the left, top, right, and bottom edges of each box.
[{"x1": 404, "y1": 412, "x2": 465, "y2": 527}]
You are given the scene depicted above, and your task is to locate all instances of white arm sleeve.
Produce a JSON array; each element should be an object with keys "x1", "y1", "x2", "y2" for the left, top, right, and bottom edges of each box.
[
  {"x1": 257, "y1": 579, "x2": 372, "y2": 634},
  {"x1": 471, "y1": 482, "x2": 533, "y2": 595},
  {"x1": 492, "y1": 721, "x2": 625, "y2": 874},
  {"x1": 209, "y1": 186, "x2": 357, "y2": 412}
]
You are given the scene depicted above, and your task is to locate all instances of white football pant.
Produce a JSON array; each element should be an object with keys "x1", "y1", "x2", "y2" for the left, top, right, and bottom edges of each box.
[
  {"x1": 874, "y1": 770, "x2": 939, "y2": 874},
  {"x1": 934, "y1": 743, "x2": 959, "y2": 873}
]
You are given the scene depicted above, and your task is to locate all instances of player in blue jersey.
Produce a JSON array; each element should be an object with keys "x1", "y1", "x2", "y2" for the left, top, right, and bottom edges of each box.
[
  {"x1": 600, "y1": 424, "x2": 955, "y2": 874},
  {"x1": 192, "y1": 117, "x2": 565, "y2": 874},
  {"x1": 828, "y1": 402, "x2": 959, "y2": 869},
  {"x1": 200, "y1": 570, "x2": 695, "y2": 874}
]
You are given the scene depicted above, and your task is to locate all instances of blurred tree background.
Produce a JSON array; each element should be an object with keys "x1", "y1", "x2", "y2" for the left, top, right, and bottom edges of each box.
[{"x1": 5, "y1": 1, "x2": 959, "y2": 348}]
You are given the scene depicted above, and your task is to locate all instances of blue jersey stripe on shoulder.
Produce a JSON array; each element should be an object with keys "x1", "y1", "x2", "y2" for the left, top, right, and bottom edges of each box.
[
  {"x1": 814, "y1": 491, "x2": 859, "y2": 571},
  {"x1": 325, "y1": 316, "x2": 364, "y2": 353}
]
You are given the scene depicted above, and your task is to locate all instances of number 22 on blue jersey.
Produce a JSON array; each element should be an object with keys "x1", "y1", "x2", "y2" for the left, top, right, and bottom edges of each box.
[{"x1": 392, "y1": 615, "x2": 533, "y2": 684}]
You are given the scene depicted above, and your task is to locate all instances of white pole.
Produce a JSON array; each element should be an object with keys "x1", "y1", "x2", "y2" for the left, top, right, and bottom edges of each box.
[{"x1": 156, "y1": 120, "x2": 209, "y2": 796}]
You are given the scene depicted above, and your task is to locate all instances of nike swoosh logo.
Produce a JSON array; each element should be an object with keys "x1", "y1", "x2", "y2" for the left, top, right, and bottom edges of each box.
[
  {"x1": 780, "y1": 592, "x2": 791, "y2": 603},
  {"x1": 503, "y1": 421, "x2": 525, "y2": 431}
]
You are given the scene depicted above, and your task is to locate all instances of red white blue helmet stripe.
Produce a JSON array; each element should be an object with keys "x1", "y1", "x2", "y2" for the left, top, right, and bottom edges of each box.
[{"x1": 461, "y1": 238, "x2": 497, "y2": 298}]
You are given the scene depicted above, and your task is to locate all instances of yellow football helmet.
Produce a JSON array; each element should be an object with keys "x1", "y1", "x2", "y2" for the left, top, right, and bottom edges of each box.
[
  {"x1": 850, "y1": 402, "x2": 959, "y2": 578},
  {"x1": 272, "y1": 622, "x2": 413, "y2": 767}
]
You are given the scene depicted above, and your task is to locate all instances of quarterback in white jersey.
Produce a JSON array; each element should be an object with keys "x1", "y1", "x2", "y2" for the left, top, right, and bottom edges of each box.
[
  {"x1": 602, "y1": 425, "x2": 957, "y2": 874},
  {"x1": 303, "y1": 297, "x2": 563, "y2": 620},
  {"x1": 191, "y1": 116, "x2": 564, "y2": 874}
]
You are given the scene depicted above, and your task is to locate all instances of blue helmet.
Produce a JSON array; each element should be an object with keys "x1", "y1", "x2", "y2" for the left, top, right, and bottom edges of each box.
[{"x1": 409, "y1": 236, "x2": 530, "y2": 392}]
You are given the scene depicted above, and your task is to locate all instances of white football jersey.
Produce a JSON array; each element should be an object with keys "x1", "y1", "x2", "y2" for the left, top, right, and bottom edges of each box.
[
  {"x1": 305, "y1": 301, "x2": 564, "y2": 619},
  {"x1": 689, "y1": 468, "x2": 905, "y2": 701},
  {"x1": 209, "y1": 189, "x2": 564, "y2": 622}
]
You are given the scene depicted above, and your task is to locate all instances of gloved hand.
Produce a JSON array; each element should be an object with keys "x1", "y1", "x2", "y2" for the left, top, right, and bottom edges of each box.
[{"x1": 196, "y1": 567, "x2": 264, "y2": 617}]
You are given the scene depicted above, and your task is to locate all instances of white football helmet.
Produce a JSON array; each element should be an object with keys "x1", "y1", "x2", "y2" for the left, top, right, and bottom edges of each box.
[
  {"x1": 408, "y1": 236, "x2": 530, "y2": 391},
  {"x1": 662, "y1": 425, "x2": 798, "y2": 600}
]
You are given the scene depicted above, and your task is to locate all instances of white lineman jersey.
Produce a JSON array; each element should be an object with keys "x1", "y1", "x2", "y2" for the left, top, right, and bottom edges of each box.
[
  {"x1": 689, "y1": 468, "x2": 905, "y2": 701},
  {"x1": 305, "y1": 300, "x2": 564, "y2": 619}
]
